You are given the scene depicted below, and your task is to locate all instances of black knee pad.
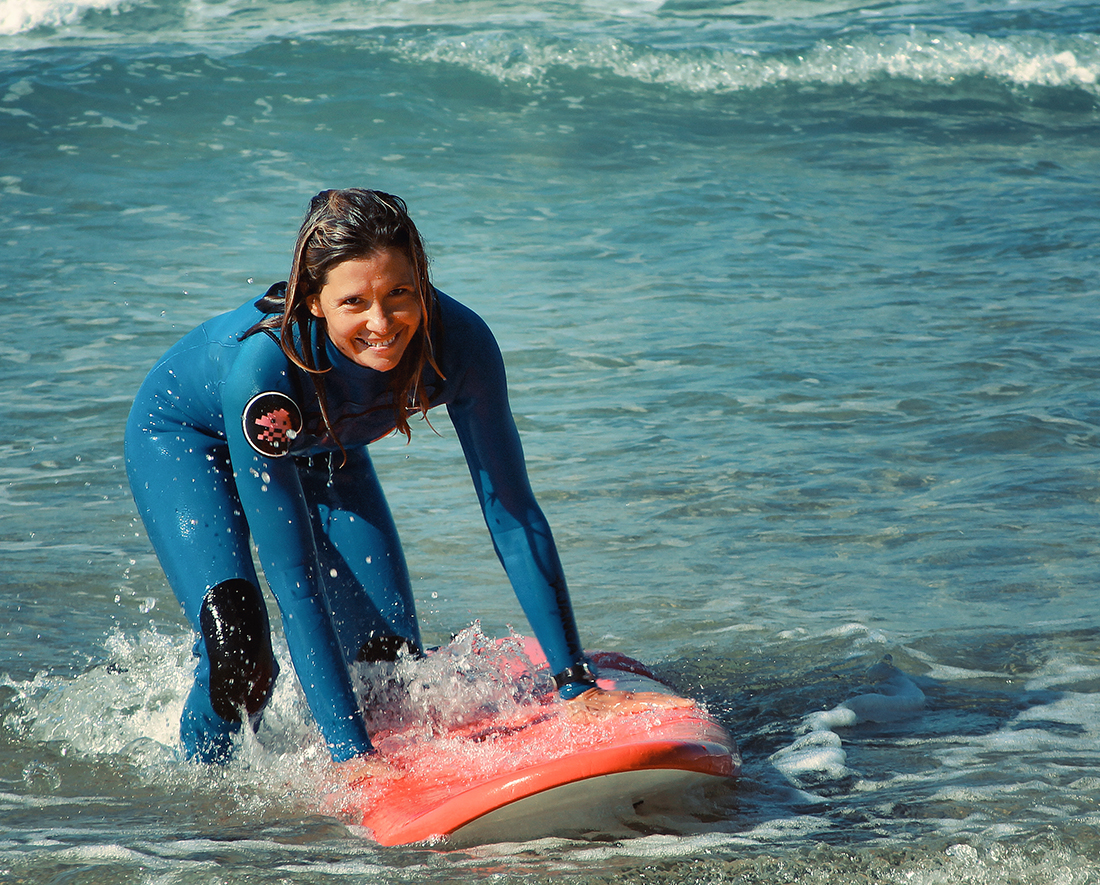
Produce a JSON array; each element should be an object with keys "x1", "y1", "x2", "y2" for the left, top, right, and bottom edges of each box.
[
  {"x1": 199, "y1": 579, "x2": 278, "y2": 723},
  {"x1": 355, "y1": 633, "x2": 421, "y2": 663}
]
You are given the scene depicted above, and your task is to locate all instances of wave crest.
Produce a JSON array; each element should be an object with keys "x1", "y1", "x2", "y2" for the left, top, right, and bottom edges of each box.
[
  {"x1": 397, "y1": 28, "x2": 1100, "y2": 95},
  {"x1": 5, "y1": 0, "x2": 1097, "y2": 99},
  {"x1": 0, "y1": 0, "x2": 129, "y2": 36}
]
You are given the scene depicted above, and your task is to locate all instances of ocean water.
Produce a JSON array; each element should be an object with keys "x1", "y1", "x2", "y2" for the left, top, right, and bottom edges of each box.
[{"x1": 2, "y1": 0, "x2": 1099, "y2": 881}]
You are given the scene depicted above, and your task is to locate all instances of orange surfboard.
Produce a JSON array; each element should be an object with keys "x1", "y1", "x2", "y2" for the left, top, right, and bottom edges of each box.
[{"x1": 325, "y1": 641, "x2": 739, "y2": 846}]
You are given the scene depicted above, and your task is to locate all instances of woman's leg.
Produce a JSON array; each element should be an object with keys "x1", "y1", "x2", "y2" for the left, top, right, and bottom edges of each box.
[
  {"x1": 125, "y1": 419, "x2": 278, "y2": 762},
  {"x1": 298, "y1": 448, "x2": 422, "y2": 664}
]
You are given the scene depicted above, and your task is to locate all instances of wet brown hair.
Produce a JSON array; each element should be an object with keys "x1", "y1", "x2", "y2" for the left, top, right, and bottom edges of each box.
[{"x1": 248, "y1": 189, "x2": 440, "y2": 453}]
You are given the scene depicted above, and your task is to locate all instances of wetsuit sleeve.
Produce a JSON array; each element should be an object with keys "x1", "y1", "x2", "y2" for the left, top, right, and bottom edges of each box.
[
  {"x1": 220, "y1": 336, "x2": 373, "y2": 762},
  {"x1": 445, "y1": 320, "x2": 588, "y2": 682}
]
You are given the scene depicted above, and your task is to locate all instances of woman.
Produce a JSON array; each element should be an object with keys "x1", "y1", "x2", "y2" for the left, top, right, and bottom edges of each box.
[{"x1": 126, "y1": 189, "x2": 662, "y2": 775}]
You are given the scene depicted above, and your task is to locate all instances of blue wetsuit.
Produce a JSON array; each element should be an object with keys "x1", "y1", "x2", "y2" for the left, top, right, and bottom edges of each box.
[{"x1": 125, "y1": 287, "x2": 590, "y2": 763}]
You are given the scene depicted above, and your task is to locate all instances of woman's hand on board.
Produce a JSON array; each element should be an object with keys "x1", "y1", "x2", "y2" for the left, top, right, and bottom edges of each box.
[
  {"x1": 564, "y1": 687, "x2": 695, "y2": 721},
  {"x1": 333, "y1": 752, "x2": 404, "y2": 788}
]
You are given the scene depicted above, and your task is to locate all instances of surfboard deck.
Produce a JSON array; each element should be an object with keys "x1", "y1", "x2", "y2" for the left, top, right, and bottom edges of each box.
[{"x1": 324, "y1": 639, "x2": 740, "y2": 846}]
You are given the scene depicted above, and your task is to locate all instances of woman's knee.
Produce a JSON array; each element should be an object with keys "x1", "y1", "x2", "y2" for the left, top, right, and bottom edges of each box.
[{"x1": 198, "y1": 579, "x2": 279, "y2": 722}]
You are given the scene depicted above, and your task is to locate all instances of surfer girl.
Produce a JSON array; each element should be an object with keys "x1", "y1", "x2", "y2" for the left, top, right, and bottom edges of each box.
[{"x1": 126, "y1": 188, "x2": 678, "y2": 778}]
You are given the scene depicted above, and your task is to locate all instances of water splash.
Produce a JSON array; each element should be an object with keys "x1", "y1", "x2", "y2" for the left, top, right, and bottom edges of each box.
[
  {"x1": 1, "y1": 622, "x2": 552, "y2": 766},
  {"x1": 352, "y1": 624, "x2": 552, "y2": 737},
  {"x1": 3, "y1": 628, "x2": 192, "y2": 755}
]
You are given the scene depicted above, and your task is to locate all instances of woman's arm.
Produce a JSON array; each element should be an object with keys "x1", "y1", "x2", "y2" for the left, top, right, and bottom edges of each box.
[
  {"x1": 220, "y1": 338, "x2": 374, "y2": 762},
  {"x1": 445, "y1": 316, "x2": 592, "y2": 689}
]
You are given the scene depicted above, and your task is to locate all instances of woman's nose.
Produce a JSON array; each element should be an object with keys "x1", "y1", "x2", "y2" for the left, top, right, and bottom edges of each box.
[{"x1": 363, "y1": 300, "x2": 390, "y2": 331}]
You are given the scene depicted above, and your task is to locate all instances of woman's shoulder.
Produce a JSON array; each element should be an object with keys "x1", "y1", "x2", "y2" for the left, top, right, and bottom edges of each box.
[
  {"x1": 145, "y1": 297, "x2": 266, "y2": 372},
  {"x1": 430, "y1": 290, "x2": 509, "y2": 403},
  {"x1": 434, "y1": 289, "x2": 497, "y2": 349},
  {"x1": 171, "y1": 296, "x2": 294, "y2": 395},
  {"x1": 200, "y1": 296, "x2": 273, "y2": 344}
]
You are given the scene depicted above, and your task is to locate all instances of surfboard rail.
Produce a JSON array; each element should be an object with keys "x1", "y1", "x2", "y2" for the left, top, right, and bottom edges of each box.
[{"x1": 365, "y1": 736, "x2": 736, "y2": 844}]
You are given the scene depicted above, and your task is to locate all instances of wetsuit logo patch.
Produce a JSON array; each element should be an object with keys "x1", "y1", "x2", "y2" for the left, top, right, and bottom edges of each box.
[{"x1": 242, "y1": 392, "x2": 302, "y2": 458}]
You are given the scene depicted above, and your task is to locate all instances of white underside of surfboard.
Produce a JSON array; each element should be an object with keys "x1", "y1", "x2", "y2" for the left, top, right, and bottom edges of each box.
[{"x1": 448, "y1": 767, "x2": 727, "y2": 845}]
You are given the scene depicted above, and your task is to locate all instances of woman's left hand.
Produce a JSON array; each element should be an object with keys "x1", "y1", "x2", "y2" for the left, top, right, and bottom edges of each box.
[
  {"x1": 564, "y1": 686, "x2": 695, "y2": 720},
  {"x1": 332, "y1": 752, "x2": 404, "y2": 789}
]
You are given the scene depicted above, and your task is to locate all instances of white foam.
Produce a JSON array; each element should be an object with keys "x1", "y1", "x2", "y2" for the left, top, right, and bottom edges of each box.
[
  {"x1": 0, "y1": 0, "x2": 125, "y2": 36},
  {"x1": 393, "y1": 27, "x2": 1100, "y2": 95},
  {"x1": 1024, "y1": 655, "x2": 1100, "y2": 692},
  {"x1": 771, "y1": 656, "x2": 926, "y2": 784},
  {"x1": 770, "y1": 729, "x2": 849, "y2": 779},
  {"x1": 809, "y1": 658, "x2": 926, "y2": 728}
]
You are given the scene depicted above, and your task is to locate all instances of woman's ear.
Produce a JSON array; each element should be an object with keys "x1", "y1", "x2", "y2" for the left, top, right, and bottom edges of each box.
[{"x1": 306, "y1": 292, "x2": 324, "y2": 319}]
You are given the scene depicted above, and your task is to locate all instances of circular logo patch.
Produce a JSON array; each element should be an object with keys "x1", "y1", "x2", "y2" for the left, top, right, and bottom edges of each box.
[{"x1": 242, "y1": 391, "x2": 303, "y2": 458}]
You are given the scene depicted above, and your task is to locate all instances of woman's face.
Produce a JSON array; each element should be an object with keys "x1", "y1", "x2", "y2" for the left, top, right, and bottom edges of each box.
[{"x1": 308, "y1": 249, "x2": 422, "y2": 373}]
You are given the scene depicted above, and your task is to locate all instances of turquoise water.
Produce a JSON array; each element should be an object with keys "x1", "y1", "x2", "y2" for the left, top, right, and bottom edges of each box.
[{"x1": 2, "y1": 1, "x2": 1100, "y2": 882}]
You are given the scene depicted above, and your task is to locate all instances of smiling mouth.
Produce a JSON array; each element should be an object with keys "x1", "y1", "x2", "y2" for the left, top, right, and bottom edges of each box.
[{"x1": 359, "y1": 334, "x2": 399, "y2": 349}]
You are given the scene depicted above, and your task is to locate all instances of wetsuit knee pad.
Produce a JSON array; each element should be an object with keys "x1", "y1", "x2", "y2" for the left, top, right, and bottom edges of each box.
[
  {"x1": 199, "y1": 579, "x2": 278, "y2": 723},
  {"x1": 355, "y1": 634, "x2": 421, "y2": 663}
]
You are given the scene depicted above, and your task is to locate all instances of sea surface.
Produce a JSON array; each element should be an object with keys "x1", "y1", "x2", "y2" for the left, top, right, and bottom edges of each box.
[{"x1": 2, "y1": 0, "x2": 1100, "y2": 882}]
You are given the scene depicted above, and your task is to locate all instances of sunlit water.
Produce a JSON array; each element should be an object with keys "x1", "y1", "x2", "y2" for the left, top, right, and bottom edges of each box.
[{"x1": 2, "y1": 0, "x2": 1100, "y2": 882}]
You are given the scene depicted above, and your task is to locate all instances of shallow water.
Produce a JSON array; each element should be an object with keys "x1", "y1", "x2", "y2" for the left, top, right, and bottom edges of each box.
[{"x1": 2, "y1": 0, "x2": 1100, "y2": 882}]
